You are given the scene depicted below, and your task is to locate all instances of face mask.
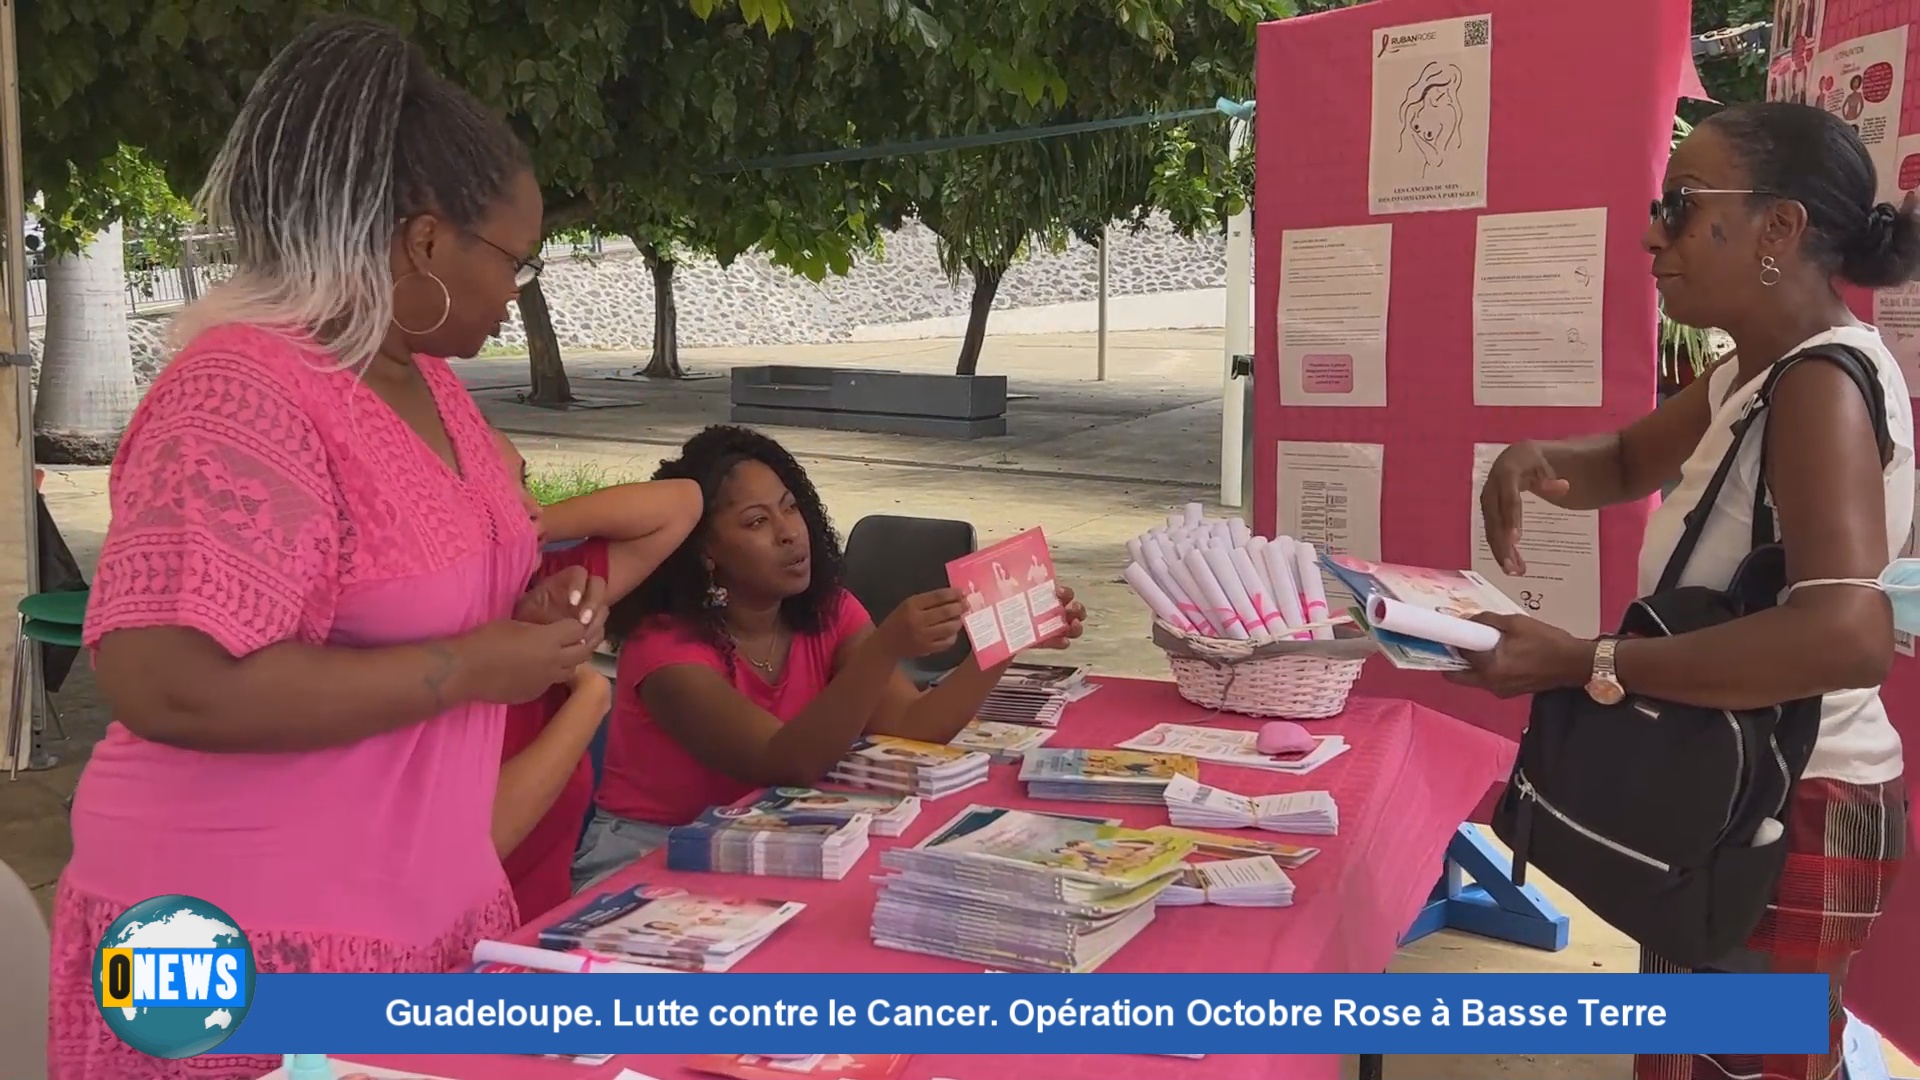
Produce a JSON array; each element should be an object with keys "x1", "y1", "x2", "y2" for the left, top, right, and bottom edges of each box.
[{"x1": 1787, "y1": 561, "x2": 1920, "y2": 635}]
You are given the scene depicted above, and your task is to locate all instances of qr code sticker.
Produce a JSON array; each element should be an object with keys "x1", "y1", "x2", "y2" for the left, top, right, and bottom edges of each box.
[{"x1": 1463, "y1": 17, "x2": 1490, "y2": 47}]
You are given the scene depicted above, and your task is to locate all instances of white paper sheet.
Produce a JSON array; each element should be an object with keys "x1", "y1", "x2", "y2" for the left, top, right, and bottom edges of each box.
[
  {"x1": 1368, "y1": 13, "x2": 1493, "y2": 214},
  {"x1": 1277, "y1": 225, "x2": 1392, "y2": 407},
  {"x1": 1903, "y1": 471, "x2": 1920, "y2": 658},
  {"x1": 1470, "y1": 443, "x2": 1602, "y2": 638},
  {"x1": 1809, "y1": 26, "x2": 1908, "y2": 206},
  {"x1": 1277, "y1": 441, "x2": 1383, "y2": 612},
  {"x1": 1472, "y1": 208, "x2": 1607, "y2": 407},
  {"x1": 1877, "y1": 281, "x2": 1920, "y2": 391},
  {"x1": 1276, "y1": 442, "x2": 1383, "y2": 561}
]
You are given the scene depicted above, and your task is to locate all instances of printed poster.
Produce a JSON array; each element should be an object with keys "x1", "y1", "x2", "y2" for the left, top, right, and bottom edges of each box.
[
  {"x1": 1277, "y1": 224, "x2": 1391, "y2": 406},
  {"x1": 1876, "y1": 281, "x2": 1920, "y2": 391},
  {"x1": 1469, "y1": 443, "x2": 1603, "y2": 638},
  {"x1": 1808, "y1": 26, "x2": 1907, "y2": 206},
  {"x1": 1766, "y1": 0, "x2": 1825, "y2": 104},
  {"x1": 1275, "y1": 441, "x2": 1383, "y2": 610},
  {"x1": 1894, "y1": 133, "x2": 1920, "y2": 203},
  {"x1": 1368, "y1": 13, "x2": 1493, "y2": 214},
  {"x1": 1471, "y1": 208, "x2": 1608, "y2": 407}
]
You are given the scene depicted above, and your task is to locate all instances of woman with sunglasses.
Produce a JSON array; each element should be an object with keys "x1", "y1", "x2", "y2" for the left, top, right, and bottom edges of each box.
[
  {"x1": 51, "y1": 18, "x2": 602, "y2": 1079},
  {"x1": 1470, "y1": 102, "x2": 1918, "y2": 1080}
]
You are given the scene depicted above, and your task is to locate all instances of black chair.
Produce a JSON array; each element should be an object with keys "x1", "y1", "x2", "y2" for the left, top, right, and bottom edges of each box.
[{"x1": 841, "y1": 515, "x2": 977, "y2": 687}]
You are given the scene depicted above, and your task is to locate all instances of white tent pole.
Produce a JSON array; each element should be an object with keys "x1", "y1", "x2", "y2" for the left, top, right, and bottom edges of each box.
[{"x1": 1219, "y1": 117, "x2": 1252, "y2": 508}]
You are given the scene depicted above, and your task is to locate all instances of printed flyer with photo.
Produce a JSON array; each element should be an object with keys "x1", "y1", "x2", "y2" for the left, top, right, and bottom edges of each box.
[
  {"x1": 1368, "y1": 13, "x2": 1493, "y2": 213},
  {"x1": 947, "y1": 527, "x2": 1065, "y2": 667}
]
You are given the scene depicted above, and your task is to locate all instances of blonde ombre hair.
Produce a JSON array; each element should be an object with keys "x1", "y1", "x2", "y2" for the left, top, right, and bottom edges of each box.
[{"x1": 171, "y1": 16, "x2": 528, "y2": 367}]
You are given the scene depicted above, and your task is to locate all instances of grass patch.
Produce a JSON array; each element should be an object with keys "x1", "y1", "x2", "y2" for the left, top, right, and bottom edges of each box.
[{"x1": 526, "y1": 463, "x2": 638, "y2": 505}]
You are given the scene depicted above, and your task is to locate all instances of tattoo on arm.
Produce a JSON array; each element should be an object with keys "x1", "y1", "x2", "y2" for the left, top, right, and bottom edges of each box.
[{"x1": 424, "y1": 644, "x2": 458, "y2": 711}]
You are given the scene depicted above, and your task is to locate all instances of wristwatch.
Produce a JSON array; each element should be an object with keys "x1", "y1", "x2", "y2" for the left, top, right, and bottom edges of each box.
[{"x1": 1585, "y1": 638, "x2": 1625, "y2": 706}]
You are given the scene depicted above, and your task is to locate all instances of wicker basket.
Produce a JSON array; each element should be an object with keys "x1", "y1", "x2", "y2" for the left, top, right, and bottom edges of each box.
[{"x1": 1152, "y1": 620, "x2": 1376, "y2": 719}]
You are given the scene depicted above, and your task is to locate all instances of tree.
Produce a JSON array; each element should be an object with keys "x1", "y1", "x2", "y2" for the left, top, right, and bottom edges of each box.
[
  {"x1": 753, "y1": 0, "x2": 1282, "y2": 374},
  {"x1": 31, "y1": 145, "x2": 193, "y2": 462}
]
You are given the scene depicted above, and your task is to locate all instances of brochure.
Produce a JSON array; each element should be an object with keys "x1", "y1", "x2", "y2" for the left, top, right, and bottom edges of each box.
[
  {"x1": 947, "y1": 528, "x2": 1066, "y2": 667},
  {"x1": 1320, "y1": 553, "x2": 1523, "y2": 671}
]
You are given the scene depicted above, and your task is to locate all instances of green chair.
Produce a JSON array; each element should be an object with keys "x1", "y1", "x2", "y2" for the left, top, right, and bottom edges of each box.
[{"x1": 7, "y1": 587, "x2": 85, "y2": 779}]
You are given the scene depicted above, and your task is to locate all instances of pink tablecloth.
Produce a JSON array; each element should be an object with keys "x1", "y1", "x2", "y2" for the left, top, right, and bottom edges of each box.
[{"x1": 333, "y1": 677, "x2": 1515, "y2": 1080}]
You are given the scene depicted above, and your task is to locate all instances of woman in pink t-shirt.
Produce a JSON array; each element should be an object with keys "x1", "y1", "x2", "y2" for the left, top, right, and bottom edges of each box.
[
  {"x1": 574, "y1": 425, "x2": 1087, "y2": 887},
  {"x1": 49, "y1": 20, "x2": 608, "y2": 1080}
]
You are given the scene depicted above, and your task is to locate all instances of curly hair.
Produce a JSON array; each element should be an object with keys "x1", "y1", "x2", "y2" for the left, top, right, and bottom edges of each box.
[{"x1": 607, "y1": 425, "x2": 847, "y2": 650}]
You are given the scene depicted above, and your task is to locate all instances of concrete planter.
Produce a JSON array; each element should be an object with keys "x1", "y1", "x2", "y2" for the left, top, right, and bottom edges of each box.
[{"x1": 729, "y1": 366, "x2": 1009, "y2": 438}]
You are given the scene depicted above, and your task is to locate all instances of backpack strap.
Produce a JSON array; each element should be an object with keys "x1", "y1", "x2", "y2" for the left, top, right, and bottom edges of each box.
[
  {"x1": 1655, "y1": 343, "x2": 1891, "y2": 594},
  {"x1": 1748, "y1": 343, "x2": 1891, "y2": 547}
]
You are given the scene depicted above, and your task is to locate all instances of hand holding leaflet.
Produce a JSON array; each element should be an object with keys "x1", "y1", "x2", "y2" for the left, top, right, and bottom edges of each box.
[
  {"x1": 1320, "y1": 553, "x2": 1525, "y2": 671},
  {"x1": 1367, "y1": 595, "x2": 1501, "y2": 652}
]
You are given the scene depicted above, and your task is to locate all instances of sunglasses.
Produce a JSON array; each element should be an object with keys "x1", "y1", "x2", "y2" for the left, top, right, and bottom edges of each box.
[
  {"x1": 1648, "y1": 187, "x2": 1775, "y2": 234},
  {"x1": 463, "y1": 228, "x2": 545, "y2": 288}
]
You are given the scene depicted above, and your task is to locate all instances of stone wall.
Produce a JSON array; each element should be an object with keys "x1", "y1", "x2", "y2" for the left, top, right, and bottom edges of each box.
[{"x1": 29, "y1": 216, "x2": 1227, "y2": 386}]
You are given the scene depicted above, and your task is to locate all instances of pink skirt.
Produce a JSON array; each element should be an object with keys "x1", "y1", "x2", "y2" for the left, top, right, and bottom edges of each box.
[{"x1": 47, "y1": 877, "x2": 518, "y2": 1080}]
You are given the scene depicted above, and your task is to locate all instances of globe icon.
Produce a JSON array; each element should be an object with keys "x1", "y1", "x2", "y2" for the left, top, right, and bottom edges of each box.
[{"x1": 93, "y1": 894, "x2": 255, "y2": 1059}]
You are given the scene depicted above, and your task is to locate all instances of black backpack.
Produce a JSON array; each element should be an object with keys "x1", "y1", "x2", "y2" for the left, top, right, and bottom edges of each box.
[{"x1": 1490, "y1": 343, "x2": 1892, "y2": 969}]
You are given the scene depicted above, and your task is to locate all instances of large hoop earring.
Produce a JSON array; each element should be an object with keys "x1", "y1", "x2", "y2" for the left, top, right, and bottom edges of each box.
[
  {"x1": 391, "y1": 271, "x2": 451, "y2": 335},
  {"x1": 1759, "y1": 256, "x2": 1782, "y2": 288}
]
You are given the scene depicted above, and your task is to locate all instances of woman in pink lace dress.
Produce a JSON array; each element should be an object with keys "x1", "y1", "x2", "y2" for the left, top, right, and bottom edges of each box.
[{"x1": 48, "y1": 19, "x2": 606, "y2": 1079}]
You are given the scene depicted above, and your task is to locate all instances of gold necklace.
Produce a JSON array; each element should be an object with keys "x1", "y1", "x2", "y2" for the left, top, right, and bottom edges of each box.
[{"x1": 731, "y1": 629, "x2": 785, "y2": 674}]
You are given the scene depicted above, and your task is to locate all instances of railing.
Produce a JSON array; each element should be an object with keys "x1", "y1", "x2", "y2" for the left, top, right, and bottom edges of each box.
[{"x1": 23, "y1": 229, "x2": 626, "y2": 322}]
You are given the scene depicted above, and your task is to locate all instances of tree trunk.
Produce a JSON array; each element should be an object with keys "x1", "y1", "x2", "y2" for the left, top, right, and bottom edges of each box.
[
  {"x1": 954, "y1": 258, "x2": 1006, "y2": 377},
  {"x1": 520, "y1": 277, "x2": 573, "y2": 406},
  {"x1": 639, "y1": 244, "x2": 682, "y2": 380},
  {"x1": 34, "y1": 222, "x2": 139, "y2": 464}
]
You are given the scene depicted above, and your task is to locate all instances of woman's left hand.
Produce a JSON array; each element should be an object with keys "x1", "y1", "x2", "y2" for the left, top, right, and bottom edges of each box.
[
  {"x1": 1034, "y1": 584, "x2": 1088, "y2": 650},
  {"x1": 1443, "y1": 612, "x2": 1594, "y2": 699},
  {"x1": 516, "y1": 565, "x2": 610, "y2": 651}
]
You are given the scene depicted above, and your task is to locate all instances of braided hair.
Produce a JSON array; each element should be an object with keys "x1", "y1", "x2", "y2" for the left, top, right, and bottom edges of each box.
[
  {"x1": 607, "y1": 426, "x2": 848, "y2": 652},
  {"x1": 176, "y1": 15, "x2": 531, "y2": 365}
]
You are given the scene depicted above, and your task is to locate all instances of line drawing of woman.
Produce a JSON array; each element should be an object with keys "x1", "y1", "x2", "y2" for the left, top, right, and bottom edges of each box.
[{"x1": 1398, "y1": 61, "x2": 1466, "y2": 175}]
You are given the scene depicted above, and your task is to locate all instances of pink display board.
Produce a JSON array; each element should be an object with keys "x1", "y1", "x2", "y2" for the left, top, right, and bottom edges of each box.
[
  {"x1": 1806, "y1": 0, "x2": 1920, "y2": 1058},
  {"x1": 1251, "y1": 0, "x2": 1687, "y2": 744}
]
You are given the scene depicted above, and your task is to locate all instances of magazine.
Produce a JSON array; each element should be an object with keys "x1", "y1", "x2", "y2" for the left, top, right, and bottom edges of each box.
[
  {"x1": 538, "y1": 885, "x2": 803, "y2": 970},
  {"x1": 909, "y1": 806, "x2": 1192, "y2": 890},
  {"x1": 1320, "y1": 553, "x2": 1523, "y2": 671},
  {"x1": 1144, "y1": 825, "x2": 1321, "y2": 868}
]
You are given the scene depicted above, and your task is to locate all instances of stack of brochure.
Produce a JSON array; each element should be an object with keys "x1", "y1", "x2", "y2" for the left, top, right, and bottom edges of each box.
[
  {"x1": 869, "y1": 805, "x2": 1193, "y2": 972},
  {"x1": 973, "y1": 661, "x2": 1098, "y2": 728},
  {"x1": 536, "y1": 885, "x2": 803, "y2": 971},
  {"x1": 1117, "y1": 722, "x2": 1349, "y2": 775},
  {"x1": 827, "y1": 735, "x2": 992, "y2": 799},
  {"x1": 725, "y1": 786, "x2": 921, "y2": 837},
  {"x1": 1146, "y1": 825, "x2": 1321, "y2": 869},
  {"x1": 949, "y1": 718, "x2": 1055, "y2": 764},
  {"x1": 1157, "y1": 856, "x2": 1297, "y2": 908},
  {"x1": 665, "y1": 806, "x2": 870, "y2": 880},
  {"x1": 1163, "y1": 774, "x2": 1339, "y2": 835},
  {"x1": 1018, "y1": 747, "x2": 1200, "y2": 804},
  {"x1": 1320, "y1": 553, "x2": 1525, "y2": 671}
]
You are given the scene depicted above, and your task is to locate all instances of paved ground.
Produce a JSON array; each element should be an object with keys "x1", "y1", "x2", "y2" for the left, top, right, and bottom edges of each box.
[{"x1": 4, "y1": 330, "x2": 1910, "y2": 1079}]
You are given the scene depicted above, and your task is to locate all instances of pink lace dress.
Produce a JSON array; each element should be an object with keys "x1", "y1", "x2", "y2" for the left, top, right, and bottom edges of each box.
[{"x1": 49, "y1": 325, "x2": 538, "y2": 1079}]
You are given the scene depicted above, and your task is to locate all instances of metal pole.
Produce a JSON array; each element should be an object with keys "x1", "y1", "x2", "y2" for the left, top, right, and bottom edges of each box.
[
  {"x1": 1095, "y1": 228, "x2": 1109, "y2": 382},
  {"x1": 0, "y1": 0, "x2": 38, "y2": 773},
  {"x1": 1220, "y1": 117, "x2": 1253, "y2": 509}
]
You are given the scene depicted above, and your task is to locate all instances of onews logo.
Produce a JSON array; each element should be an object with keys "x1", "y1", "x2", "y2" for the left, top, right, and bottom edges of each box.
[{"x1": 93, "y1": 894, "x2": 256, "y2": 1059}]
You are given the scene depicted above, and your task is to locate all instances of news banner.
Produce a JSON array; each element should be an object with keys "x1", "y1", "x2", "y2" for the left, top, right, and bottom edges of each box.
[{"x1": 114, "y1": 966, "x2": 1829, "y2": 1057}]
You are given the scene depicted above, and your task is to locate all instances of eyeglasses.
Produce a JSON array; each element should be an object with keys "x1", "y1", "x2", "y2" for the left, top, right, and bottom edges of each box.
[
  {"x1": 1648, "y1": 186, "x2": 1773, "y2": 234},
  {"x1": 463, "y1": 228, "x2": 545, "y2": 288}
]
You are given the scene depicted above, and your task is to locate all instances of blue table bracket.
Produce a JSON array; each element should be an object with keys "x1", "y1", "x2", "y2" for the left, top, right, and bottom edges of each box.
[{"x1": 1401, "y1": 824, "x2": 1570, "y2": 951}]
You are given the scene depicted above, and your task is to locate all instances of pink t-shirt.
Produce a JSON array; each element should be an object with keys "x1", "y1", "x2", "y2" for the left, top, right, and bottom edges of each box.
[
  {"x1": 65, "y1": 324, "x2": 538, "y2": 953},
  {"x1": 598, "y1": 589, "x2": 873, "y2": 825}
]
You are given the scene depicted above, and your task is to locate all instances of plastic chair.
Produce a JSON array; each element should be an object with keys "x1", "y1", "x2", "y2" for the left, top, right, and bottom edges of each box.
[
  {"x1": 0, "y1": 857, "x2": 49, "y2": 1079},
  {"x1": 841, "y1": 515, "x2": 977, "y2": 687},
  {"x1": 7, "y1": 587, "x2": 85, "y2": 778}
]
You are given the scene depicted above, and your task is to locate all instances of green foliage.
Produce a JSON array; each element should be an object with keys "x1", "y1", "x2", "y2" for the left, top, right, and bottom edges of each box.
[
  {"x1": 525, "y1": 462, "x2": 631, "y2": 505},
  {"x1": 1689, "y1": 0, "x2": 1770, "y2": 116},
  {"x1": 34, "y1": 145, "x2": 193, "y2": 258}
]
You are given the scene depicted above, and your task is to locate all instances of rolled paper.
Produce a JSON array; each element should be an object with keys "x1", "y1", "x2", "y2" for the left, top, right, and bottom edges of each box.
[
  {"x1": 1210, "y1": 522, "x2": 1233, "y2": 551},
  {"x1": 1174, "y1": 539, "x2": 1195, "y2": 560},
  {"x1": 1167, "y1": 514, "x2": 1185, "y2": 530},
  {"x1": 1125, "y1": 562, "x2": 1196, "y2": 632},
  {"x1": 1203, "y1": 545, "x2": 1271, "y2": 642},
  {"x1": 1368, "y1": 594, "x2": 1501, "y2": 652},
  {"x1": 1146, "y1": 548, "x2": 1209, "y2": 632},
  {"x1": 1126, "y1": 537, "x2": 1146, "y2": 568},
  {"x1": 1230, "y1": 547, "x2": 1290, "y2": 638},
  {"x1": 1184, "y1": 503, "x2": 1205, "y2": 527},
  {"x1": 1260, "y1": 539, "x2": 1313, "y2": 640},
  {"x1": 1246, "y1": 536, "x2": 1280, "y2": 600},
  {"x1": 1163, "y1": 553, "x2": 1228, "y2": 636},
  {"x1": 1228, "y1": 518, "x2": 1251, "y2": 549},
  {"x1": 1183, "y1": 548, "x2": 1250, "y2": 640},
  {"x1": 1293, "y1": 541, "x2": 1335, "y2": 640}
]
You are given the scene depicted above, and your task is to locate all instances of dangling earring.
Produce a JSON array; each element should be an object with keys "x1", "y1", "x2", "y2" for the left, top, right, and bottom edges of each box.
[
  {"x1": 391, "y1": 271, "x2": 452, "y2": 334},
  {"x1": 1759, "y1": 256, "x2": 1782, "y2": 288},
  {"x1": 705, "y1": 583, "x2": 729, "y2": 608}
]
